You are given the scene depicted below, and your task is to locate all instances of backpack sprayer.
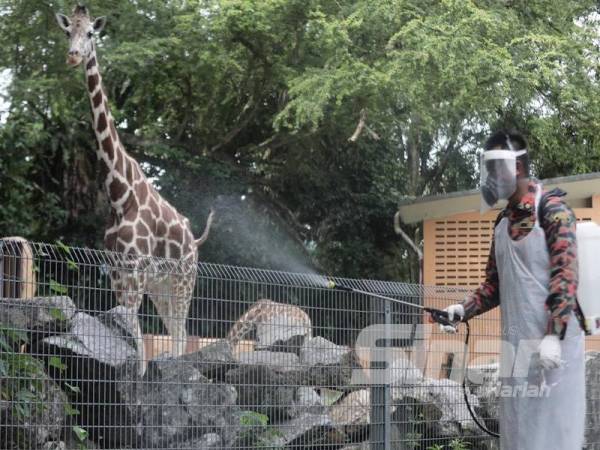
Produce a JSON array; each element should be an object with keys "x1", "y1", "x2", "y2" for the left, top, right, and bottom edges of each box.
[{"x1": 325, "y1": 279, "x2": 500, "y2": 438}]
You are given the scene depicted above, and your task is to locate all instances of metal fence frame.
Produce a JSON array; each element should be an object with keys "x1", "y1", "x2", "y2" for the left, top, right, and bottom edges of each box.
[{"x1": 0, "y1": 239, "x2": 598, "y2": 450}]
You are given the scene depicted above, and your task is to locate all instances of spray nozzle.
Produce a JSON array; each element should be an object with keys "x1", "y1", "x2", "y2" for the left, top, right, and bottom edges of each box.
[{"x1": 326, "y1": 280, "x2": 354, "y2": 292}]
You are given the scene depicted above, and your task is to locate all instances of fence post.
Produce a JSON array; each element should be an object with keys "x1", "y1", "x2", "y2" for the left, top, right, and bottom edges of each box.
[{"x1": 370, "y1": 296, "x2": 392, "y2": 450}]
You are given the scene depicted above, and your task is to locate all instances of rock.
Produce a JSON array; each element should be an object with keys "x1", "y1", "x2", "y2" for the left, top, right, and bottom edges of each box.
[
  {"x1": 195, "y1": 433, "x2": 223, "y2": 449},
  {"x1": 466, "y1": 363, "x2": 500, "y2": 435},
  {"x1": 225, "y1": 364, "x2": 298, "y2": 421},
  {"x1": 0, "y1": 371, "x2": 68, "y2": 450},
  {"x1": 351, "y1": 354, "x2": 423, "y2": 388},
  {"x1": 41, "y1": 442, "x2": 67, "y2": 450},
  {"x1": 289, "y1": 387, "x2": 326, "y2": 418},
  {"x1": 299, "y1": 336, "x2": 363, "y2": 389},
  {"x1": 341, "y1": 444, "x2": 369, "y2": 450},
  {"x1": 32, "y1": 307, "x2": 141, "y2": 448},
  {"x1": 40, "y1": 308, "x2": 139, "y2": 368},
  {"x1": 393, "y1": 378, "x2": 485, "y2": 439},
  {"x1": 139, "y1": 364, "x2": 241, "y2": 449},
  {"x1": 236, "y1": 350, "x2": 301, "y2": 372},
  {"x1": 300, "y1": 336, "x2": 353, "y2": 366},
  {"x1": 264, "y1": 334, "x2": 306, "y2": 354},
  {"x1": 0, "y1": 296, "x2": 76, "y2": 347},
  {"x1": 335, "y1": 376, "x2": 491, "y2": 448},
  {"x1": 330, "y1": 389, "x2": 372, "y2": 439},
  {"x1": 177, "y1": 339, "x2": 237, "y2": 380},
  {"x1": 258, "y1": 413, "x2": 346, "y2": 448},
  {"x1": 144, "y1": 353, "x2": 211, "y2": 384},
  {"x1": 585, "y1": 351, "x2": 600, "y2": 450},
  {"x1": 388, "y1": 356, "x2": 424, "y2": 386}
]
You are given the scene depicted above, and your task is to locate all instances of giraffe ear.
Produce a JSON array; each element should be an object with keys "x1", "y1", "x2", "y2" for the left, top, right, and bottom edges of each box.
[
  {"x1": 93, "y1": 16, "x2": 107, "y2": 33},
  {"x1": 55, "y1": 13, "x2": 71, "y2": 32}
]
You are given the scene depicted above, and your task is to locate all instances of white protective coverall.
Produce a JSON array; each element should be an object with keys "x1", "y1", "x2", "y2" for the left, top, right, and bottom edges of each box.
[{"x1": 495, "y1": 184, "x2": 585, "y2": 450}]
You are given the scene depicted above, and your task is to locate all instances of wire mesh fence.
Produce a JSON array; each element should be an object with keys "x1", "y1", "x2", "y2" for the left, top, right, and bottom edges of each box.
[{"x1": 1, "y1": 238, "x2": 599, "y2": 449}]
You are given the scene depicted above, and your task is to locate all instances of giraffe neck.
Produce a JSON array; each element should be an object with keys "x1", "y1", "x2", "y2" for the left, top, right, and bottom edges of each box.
[{"x1": 84, "y1": 46, "x2": 139, "y2": 211}]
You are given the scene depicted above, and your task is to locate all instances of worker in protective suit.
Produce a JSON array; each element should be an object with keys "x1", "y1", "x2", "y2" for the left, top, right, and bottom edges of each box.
[{"x1": 440, "y1": 129, "x2": 586, "y2": 450}]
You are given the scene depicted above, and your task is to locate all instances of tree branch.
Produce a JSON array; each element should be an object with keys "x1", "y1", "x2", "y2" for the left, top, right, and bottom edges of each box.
[{"x1": 348, "y1": 108, "x2": 367, "y2": 143}]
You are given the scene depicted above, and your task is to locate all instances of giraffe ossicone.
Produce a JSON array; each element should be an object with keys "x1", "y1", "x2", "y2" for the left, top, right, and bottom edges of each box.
[{"x1": 55, "y1": 5, "x2": 215, "y2": 376}]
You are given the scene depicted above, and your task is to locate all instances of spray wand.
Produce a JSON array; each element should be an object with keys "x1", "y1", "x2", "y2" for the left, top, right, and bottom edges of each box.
[{"x1": 325, "y1": 280, "x2": 459, "y2": 329}]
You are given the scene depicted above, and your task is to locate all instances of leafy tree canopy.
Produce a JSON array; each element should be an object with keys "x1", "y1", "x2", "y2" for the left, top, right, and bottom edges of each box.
[{"x1": 1, "y1": 0, "x2": 600, "y2": 281}]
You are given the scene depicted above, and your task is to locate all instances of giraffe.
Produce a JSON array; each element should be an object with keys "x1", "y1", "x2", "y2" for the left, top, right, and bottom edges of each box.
[
  {"x1": 55, "y1": 5, "x2": 214, "y2": 374},
  {"x1": 227, "y1": 299, "x2": 312, "y2": 350}
]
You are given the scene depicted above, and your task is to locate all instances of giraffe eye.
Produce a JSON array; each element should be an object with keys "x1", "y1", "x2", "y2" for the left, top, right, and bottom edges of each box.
[
  {"x1": 65, "y1": 31, "x2": 71, "y2": 37},
  {"x1": 87, "y1": 31, "x2": 93, "y2": 38}
]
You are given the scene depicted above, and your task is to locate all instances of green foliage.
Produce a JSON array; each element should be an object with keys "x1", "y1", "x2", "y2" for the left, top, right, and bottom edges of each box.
[
  {"x1": 0, "y1": 325, "x2": 88, "y2": 449},
  {"x1": 0, "y1": 326, "x2": 47, "y2": 446},
  {"x1": 2, "y1": 0, "x2": 600, "y2": 281},
  {"x1": 237, "y1": 410, "x2": 284, "y2": 448},
  {"x1": 425, "y1": 439, "x2": 470, "y2": 450},
  {"x1": 449, "y1": 439, "x2": 471, "y2": 450}
]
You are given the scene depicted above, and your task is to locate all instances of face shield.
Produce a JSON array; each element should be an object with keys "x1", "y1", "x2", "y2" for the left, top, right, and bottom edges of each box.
[{"x1": 480, "y1": 149, "x2": 527, "y2": 212}]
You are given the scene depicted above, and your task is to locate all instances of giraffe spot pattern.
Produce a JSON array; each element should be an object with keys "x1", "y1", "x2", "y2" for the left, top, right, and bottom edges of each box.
[
  {"x1": 136, "y1": 221, "x2": 150, "y2": 237},
  {"x1": 87, "y1": 73, "x2": 99, "y2": 92},
  {"x1": 162, "y1": 207, "x2": 175, "y2": 224},
  {"x1": 133, "y1": 165, "x2": 142, "y2": 181},
  {"x1": 97, "y1": 112, "x2": 107, "y2": 133},
  {"x1": 156, "y1": 220, "x2": 167, "y2": 236},
  {"x1": 137, "y1": 182, "x2": 149, "y2": 205},
  {"x1": 169, "y1": 224, "x2": 184, "y2": 242},
  {"x1": 155, "y1": 240, "x2": 166, "y2": 258},
  {"x1": 109, "y1": 177, "x2": 128, "y2": 202},
  {"x1": 136, "y1": 238, "x2": 149, "y2": 254},
  {"x1": 86, "y1": 57, "x2": 96, "y2": 71},
  {"x1": 104, "y1": 231, "x2": 117, "y2": 250},
  {"x1": 92, "y1": 91, "x2": 102, "y2": 108},
  {"x1": 148, "y1": 197, "x2": 160, "y2": 217},
  {"x1": 98, "y1": 158, "x2": 110, "y2": 181},
  {"x1": 125, "y1": 159, "x2": 133, "y2": 183},
  {"x1": 118, "y1": 225, "x2": 134, "y2": 243},
  {"x1": 123, "y1": 192, "x2": 138, "y2": 220},
  {"x1": 101, "y1": 136, "x2": 114, "y2": 160},
  {"x1": 140, "y1": 208, "x2": 154, "y2": 228},
  {"x1": 169, "y1": 243, "x2": 181, "y2": 259},
  {"x1": 110, "y1": 118, "x2": 117, "y2": 141},
  {"x1": 115, "y1": 239, "x2": 126, "y2": 253},
  {"x1": 115, "y1": 147, "x2": 124, "y2": 174}
]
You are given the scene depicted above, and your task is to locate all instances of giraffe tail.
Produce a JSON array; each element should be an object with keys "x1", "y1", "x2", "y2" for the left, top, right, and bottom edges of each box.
[{"x1": 195, "y1": 208, "x2": 215, "y2": 247}]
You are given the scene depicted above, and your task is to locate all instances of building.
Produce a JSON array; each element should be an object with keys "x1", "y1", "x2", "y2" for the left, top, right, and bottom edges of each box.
[{"x1": 396, "y1": 173, "x2": 600, "y2": 374}]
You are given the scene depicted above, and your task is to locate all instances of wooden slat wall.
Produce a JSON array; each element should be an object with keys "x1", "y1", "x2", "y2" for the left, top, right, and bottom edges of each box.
[{"x1": 423, "y1": 212, "x2": 499, "y2": 289}]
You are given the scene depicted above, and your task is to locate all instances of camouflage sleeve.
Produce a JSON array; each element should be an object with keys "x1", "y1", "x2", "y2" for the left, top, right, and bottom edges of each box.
[
  {"x1": 540, "y1": 190, "x2": 578, "y2": 339},
  {"x1": 462, "y1": 214, "x2": 502, "y2": 320}
]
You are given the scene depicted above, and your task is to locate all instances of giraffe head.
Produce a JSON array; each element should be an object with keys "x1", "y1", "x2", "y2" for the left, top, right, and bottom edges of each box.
[{"x1": 55, "y1": 5, "x2": 106, "y2": 67}]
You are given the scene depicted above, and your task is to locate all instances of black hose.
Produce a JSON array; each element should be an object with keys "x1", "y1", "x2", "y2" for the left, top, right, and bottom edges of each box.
[{"x1": 461, "y1": 321, "x2": 500, "y2": 438}]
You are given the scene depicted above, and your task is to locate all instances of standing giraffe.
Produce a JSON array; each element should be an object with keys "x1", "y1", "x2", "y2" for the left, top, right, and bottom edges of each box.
[{"x1": 55, "y1": 5, "x2": 214, "y2": 374}]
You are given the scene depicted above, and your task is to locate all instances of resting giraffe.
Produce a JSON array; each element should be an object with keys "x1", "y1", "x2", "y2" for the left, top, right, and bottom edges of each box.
[{"x1": 55, "y1": 5, "x2": 214, "y2": 374}]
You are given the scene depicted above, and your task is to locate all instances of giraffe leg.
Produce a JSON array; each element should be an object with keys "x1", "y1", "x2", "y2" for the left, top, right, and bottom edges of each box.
[
  {"x1": 111, "y1": 260, "x2": 148, "y2": 376},
  {"x1": 129, "y1": 303, "x2": 147, "y2": 376},
  {"x1": 150, "y1": 275, "x2": 191, "y2": 358},
  {"x1": 170, "y1": 287, "x2": 191, "y2": 358}
]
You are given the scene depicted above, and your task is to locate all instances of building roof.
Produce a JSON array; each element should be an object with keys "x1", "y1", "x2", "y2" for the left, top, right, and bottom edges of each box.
[{"x1": 397, "y1": 172, "x2": 600, "y2": 224}]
